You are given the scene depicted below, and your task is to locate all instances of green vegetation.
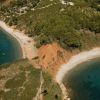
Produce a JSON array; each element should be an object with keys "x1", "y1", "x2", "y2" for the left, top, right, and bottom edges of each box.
[
  {"x1": 0, "y1": 1, "x2": 100, "y2": 99},
  {"x1": 43, "y1": 72, "x2": 62, "y2": 100},
  {"x1": 0, "y1": 59, "x2": 62, "y2": 100},
  {"x1": 67, "y1": 0, "x2": 100, "y2": 11},
  {"x1": 0, "y1": 0, "x2": 100, "y2": 50},
  {"x1": 5, "y1": 72, "x2": 26, "y2": 89},
  {"x1": 0, "y1": 0, "x2": 40, "y2": 24}
]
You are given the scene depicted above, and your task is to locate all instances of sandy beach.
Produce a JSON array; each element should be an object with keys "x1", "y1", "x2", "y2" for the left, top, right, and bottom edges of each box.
[
  {"x1": 0, "y1": 21, "x2": 37, "y2": 60},
  {"x1": 56, "y1": 48, "x2": 100, "y2": 83}
]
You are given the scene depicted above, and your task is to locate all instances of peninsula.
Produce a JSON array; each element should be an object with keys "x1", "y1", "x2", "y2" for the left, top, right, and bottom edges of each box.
[{"x1": 0, "y1": 0, "x2": 100, "y2": 100}]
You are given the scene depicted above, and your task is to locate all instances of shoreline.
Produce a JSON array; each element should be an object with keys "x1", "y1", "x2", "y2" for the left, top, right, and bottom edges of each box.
[
  {"x1": 56, "y1": 48, "x2": 100, "y2": 83},
  {"x1": 0, "y1": 21, "x2": 37, "y2": 60}
]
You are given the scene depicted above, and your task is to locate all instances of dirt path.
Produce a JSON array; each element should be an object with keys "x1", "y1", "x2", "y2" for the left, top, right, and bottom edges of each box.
[
  {"x1": 31, "y1": 2, "x2": 59, "y2": 11},
  {"x1": 33, "y1": 71, "x2": 44, "y2": 100},
  {"x1": 59, "y1": 83, "x2": 70, "y2": 100}
]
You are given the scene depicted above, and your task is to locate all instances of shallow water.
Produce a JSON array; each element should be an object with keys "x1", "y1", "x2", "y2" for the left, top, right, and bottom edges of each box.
[
  {"x1": 63, "y1": 58, "x2": 100, "y2": 100},
  {"x1": 0, "y1": 28, "x2": 23, "y2": 64}
]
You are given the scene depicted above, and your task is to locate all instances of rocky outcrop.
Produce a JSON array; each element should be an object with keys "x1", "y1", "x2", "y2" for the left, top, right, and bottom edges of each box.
[{"x1": 38, "y1": 43, "x2": 73, "y2": 77}]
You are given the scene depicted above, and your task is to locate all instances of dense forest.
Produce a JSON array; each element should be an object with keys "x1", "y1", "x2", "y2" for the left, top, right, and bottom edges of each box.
[{"x1": 0, "y1": 0, "x2": 100, "y2": 50}]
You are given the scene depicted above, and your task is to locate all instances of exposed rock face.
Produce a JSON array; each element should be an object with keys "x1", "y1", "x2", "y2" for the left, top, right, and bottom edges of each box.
[{"x1": 38, "y1": 43, "x2": 73, "y2": 77}]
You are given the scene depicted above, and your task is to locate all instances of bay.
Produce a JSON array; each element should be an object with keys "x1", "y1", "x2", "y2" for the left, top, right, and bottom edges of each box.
[
  {"x1": 63, "y1": 58, "x2": 100, "y2": 100},
  {"x1": 0, "y1": 28, "x2": 23, "y2": 65}
]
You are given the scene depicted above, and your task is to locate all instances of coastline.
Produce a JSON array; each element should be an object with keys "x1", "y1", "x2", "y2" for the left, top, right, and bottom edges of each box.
[
  {"x1": 0, "y1": 21, "x2": 37, "y2": 60},
  {"x1": 56, "y1": 48, "x2": 100, "y2": 83}
]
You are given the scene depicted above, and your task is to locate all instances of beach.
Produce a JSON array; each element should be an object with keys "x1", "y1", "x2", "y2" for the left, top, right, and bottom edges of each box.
[
  {"x1": 0, "y1": 21, "x2": 37, "y2": 60},
  {"x1": 56, "y1": 48, "x2": 100, "y2": 83},
  {"x1": 62, "y1": 57, "x2": 100, "y2": 100}
]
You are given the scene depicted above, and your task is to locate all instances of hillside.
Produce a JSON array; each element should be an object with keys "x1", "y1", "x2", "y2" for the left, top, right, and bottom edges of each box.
[
  {"x1": 0, "y1": 0, "x2": 100, "y2": 50},
  {"x1": 0, "y1": 59, "x2": 62, "y2": 100}
]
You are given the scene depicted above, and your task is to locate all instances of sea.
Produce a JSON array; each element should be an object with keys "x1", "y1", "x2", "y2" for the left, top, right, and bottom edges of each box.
[
  {"x1": 63, "y1": 58, "x2": 100, "y2": 100},
  {"x1": 0, "y1": 28, "x2": 23, "y2": 65}
]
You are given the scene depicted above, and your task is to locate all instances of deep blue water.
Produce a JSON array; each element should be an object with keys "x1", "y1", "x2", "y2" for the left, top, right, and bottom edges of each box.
[
  {"x1": 63, "y1": 58, "x2": 100, "y2": 100},
  {"x1": 0, "y1": 28, "x2": 23, "y2": 64}
]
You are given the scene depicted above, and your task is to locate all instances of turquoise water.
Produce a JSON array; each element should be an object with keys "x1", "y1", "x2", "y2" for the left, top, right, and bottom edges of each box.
[
  {"x1": 0, "y1": 28, "x2": 23, "y2": 64},
  {"x1": 63, "y1": 58, "x2": 100, "y2": 100}
]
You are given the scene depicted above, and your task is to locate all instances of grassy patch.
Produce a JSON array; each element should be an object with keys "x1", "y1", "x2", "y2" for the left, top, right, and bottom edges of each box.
[
  {"x1": 5, "y1": 72, "x2": 26, "y2": 89},
  {"x1": 42, "y1": 72, "x2": 62, "y2": 100},
  {"x1": 0, "y1": 60, "x2": 62, "y2": 100}
]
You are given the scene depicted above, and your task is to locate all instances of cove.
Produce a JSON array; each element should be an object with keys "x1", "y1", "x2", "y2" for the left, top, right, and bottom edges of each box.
[
  {"x1": 0, "y1": 28, "x2": 23, "y2": 65},
  {"x1": 63, "y1": 58, "x2": 100, "y2": 100}
]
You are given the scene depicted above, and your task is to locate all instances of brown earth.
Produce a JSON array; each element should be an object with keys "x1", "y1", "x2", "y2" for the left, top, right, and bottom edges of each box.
[
  {"x1": 0, "y1": 0, "x2": 12, "y2": 6},
  {"x1": 37, "y1": 43, "x2": 73, "y2": 78}
]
